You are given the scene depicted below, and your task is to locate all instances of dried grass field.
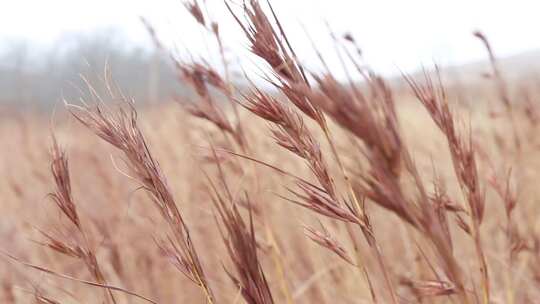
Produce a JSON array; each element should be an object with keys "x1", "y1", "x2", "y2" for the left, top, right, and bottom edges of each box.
[{"x1": 2, "y1": 1, "x2": 540, "y2": 303}]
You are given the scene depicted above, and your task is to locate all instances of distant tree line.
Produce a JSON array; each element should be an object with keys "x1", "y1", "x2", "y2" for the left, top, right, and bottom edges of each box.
[{"x1": 0, "y1": 29, "x2": 183, "y2": 108}]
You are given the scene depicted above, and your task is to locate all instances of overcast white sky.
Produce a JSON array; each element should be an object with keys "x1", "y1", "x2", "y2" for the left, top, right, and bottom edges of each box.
[{"x1": 1, "y1": 0, "x2": 539, "y2": 75}]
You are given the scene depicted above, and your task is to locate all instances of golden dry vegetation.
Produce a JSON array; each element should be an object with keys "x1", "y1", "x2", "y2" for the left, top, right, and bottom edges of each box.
[{"x1": 2, "y1": 1, "x2": 540, "y2": 304}]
